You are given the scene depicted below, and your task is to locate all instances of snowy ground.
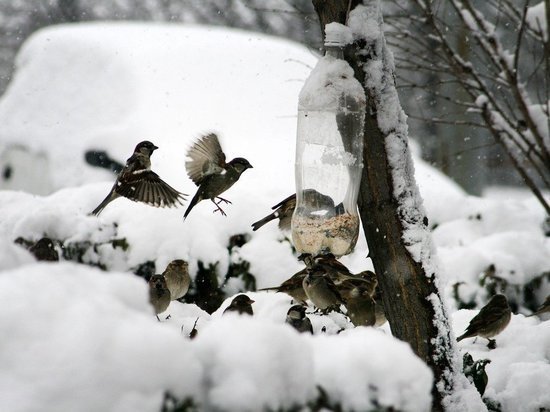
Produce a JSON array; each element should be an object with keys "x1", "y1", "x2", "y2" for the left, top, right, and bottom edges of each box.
[{"x1": 0, "y1": 23, "x2": 549, "y2": 412}]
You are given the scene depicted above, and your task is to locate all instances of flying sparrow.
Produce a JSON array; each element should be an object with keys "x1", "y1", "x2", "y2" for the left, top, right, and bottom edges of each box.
[
  {"x1": 258, "y1": 268, "x2": 308, "y2": 304},
  {"x1": 148, "y1": 274, "x2": 171, "y2": 321},
  {"x1": 457, "y1": 294, "x2": 512, "y2": 349},
  {"x1": 528, "y1": 295, "x2": 550, "y2": 318},
  {"x1": 302, "y1": 265, "x2": 345, "y2": 312},
  {"x1": 162, "y1": 259, "x2": 190, "y2": 300},
  {"x1": 251, "y1": 193, "x2": 296, "y2": 232},
  {"x1": 285, "y1": 304, "x2": 313, "y2": 334},
  {"x1": 90, "y1": 141, "x2": 187, "y2": 216},
  {"x1": 29, "y1": 237, "x2": 59, "y2": 262},
  {"x1": 184, "y1": 133, "x2": 252, "y2": 218},
  {"x1": 223, "y1": 294, "x2": 255, "y2": 315}
]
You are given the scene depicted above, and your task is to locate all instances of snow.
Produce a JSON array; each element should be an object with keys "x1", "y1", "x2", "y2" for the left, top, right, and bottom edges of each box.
[{"x1": 0, "y1": 21, "x2": 549, "y2": 412}]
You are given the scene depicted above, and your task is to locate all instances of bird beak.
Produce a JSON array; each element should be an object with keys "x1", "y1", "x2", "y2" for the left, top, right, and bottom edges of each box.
[
  {"x1": 250, "y1": 299, "x2": 255, "y2": 304},
  {"x1": 248, "y1": 164, "x2": 253, "y2": 169},
  {"x1": 152, "y1": 145, "x2": 159, "y2": 151}
]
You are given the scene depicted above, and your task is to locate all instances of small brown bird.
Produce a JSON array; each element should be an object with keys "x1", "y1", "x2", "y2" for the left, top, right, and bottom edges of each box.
[
  {"x1": 251, "y1": 193, "x2": 296, "y2": 232},
  {"x1": 344, "y1": 286, "x2": 376, "y2": 327},
  {"x1": 302, "y1": 265, "x2": 345, "y2": 311},
  {"x1": 162, "y1": 259, "x2": 190, "y2": 300},
  {"x1": 184, "y1": 133, "x2": 253, "y2": 218},
  {"x1": 148, "y1": 275, "x2": 171, "y2": 320},
  {"x1": 285, "y1": 305, "x2": 313, "y2": 334},
  {"x1": 528, "y1": 295, "x2": 550, "y2": 318},
  {"x1": 258, "y1": 269, "x2": 308, "y2": 303},
  {"x1": 29, "y1": 237, "x2": 59, "y2": 262},
  {"x1": 91, "y1": 141, "x2": 187, "y2": 215},
  {"x1": 223, "y1": 294, "x2": 255, "y2": 315},
  {"x1": 457, "y1": 294, "x2": 512, "y2": 349}
]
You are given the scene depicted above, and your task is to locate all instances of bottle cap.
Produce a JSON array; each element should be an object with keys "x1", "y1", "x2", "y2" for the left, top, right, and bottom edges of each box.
[{"x1": 324, "y1": 23, "x2": 353, "y2": 47}]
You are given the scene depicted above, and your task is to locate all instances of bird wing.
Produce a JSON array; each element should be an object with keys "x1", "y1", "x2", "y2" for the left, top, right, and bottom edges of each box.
[
  {"x1": 185, "y1": 133, "x2": 226, "y2": 186},
  {"x1": 272, "y1": 193, "x2": 296, "y2": 210},
  {"x1": 116, "y1": 170, "x2": 186, "y2": 207}
]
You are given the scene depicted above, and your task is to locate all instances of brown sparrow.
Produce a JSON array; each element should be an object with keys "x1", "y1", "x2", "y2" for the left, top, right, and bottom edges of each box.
[
  {"x1": 148, "y1": 274, "x2": 171, "y2": 320},
  {"x1": 251, "y1": 193, "x2": 296, "y2": 232},
  {"x1": 302, "y1": 265, "x2": 345, "y2": 311},
  {"x1": 457, "y1": 294, "x2": 512, "y2": 349},
  {"x1": 184, "y1": 133, "x2": 252, "y2": 218},
  {"x1": 162, "y1": 259, "x2": 190, "y2": 300},
  {"x1": 223, "y1": 294, "x2": 255, "y2": 315},
  {"x1": 91, "y1": 141, "x2": 187, "y2": 215},
  {"x1": 258, "y1": 269, "x2": 308, "y2": 304},
  {"x1": 285, "y1": 305, "x2": 313, "y2": 334}
]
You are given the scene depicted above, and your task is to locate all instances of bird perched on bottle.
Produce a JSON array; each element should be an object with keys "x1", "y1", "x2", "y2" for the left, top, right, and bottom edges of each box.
[
  {"x1": 184, "y1": 133, "x2": 253, "y2": 219},
  {"x1": 303, "y1": 265, "x2": 345, "y2": 312},
  {"x1": 223, "y1": 294, "x2": 255, "y2": 315},
  {"x1": 528, "y1": 295, "x2": 550, "y2": 318},
  {"x1": 258, "y1": 268, "x2": 308, "y2": 304},
  {"x1": 148, "y1": 275, "x2": 171, "y2": 321},
  {"x1": 251, "y1": 193, "x2": 296, "y2": 232},
  {"x1": 285, "y1": 305, "x2": 313, "y2": 334},
  {"x1": 457, "y1": 294, "x2": 512, "y2": 349},
  {"x1": 90, "y1": 141, "x2": 187, "y2": 216},
  {"x1": 162, "y1": 259, "x2": 190, "y2": 300},
  {"x1": 29, "y1": 237, "x2": 59, "y2": 262}
]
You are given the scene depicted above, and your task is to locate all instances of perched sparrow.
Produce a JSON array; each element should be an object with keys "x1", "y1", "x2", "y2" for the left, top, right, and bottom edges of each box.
[
  {"x1": 457, "y1": 294, "x2": 512, "y2": 349},
  {"x1": 223, "y1": 294, "x2": 255, "y2": 315},
  {"x1": 29, "y1": 237, "x2": 59, "y2": 262},
  {"x1": 341, "y1": 282, "x2": 376, "y2": 327},
  {"x1": 258, "y1": 269, "x2": 308, "y2": 303},
  {"x1": 162, "y1": 259, "x2": 190, "y2": 300},
  {"x1": 302, "y1": 265, "x2": 345, "y2": 311},
  {"x1": 148, "y1": 274, "x2": 171, "y2": 320},
  {"x1": 90, "y1": 141, "x2": 187, "y2": 216},
  {"x1": 184, "y1": 133, "x2": 252, "y2": 218},
  {"x1": 528, "y1": 295, "x2": 550, "y2": 318},
  {"x1": 251, "y1": 193, "x2": 296, "y2": 232},
  {"x1": 285, "y1": 305, "x2": 313, "y2": 334}
]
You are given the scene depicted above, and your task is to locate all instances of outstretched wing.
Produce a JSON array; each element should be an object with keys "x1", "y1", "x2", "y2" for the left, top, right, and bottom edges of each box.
[
  {"x1": 185, "y1": 133, "x2": 226, "y2": 186},
  {"x1": 116, "y1": 170, "x2": 186, "y2": 208}
]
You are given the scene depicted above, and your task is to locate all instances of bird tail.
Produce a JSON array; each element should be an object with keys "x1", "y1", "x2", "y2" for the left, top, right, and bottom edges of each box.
[
  {"x1": 90, "y1": 192, "x2": 116, "y2": 216},
  {"x1": 257, "y1": 287, "x2": 279, "y2": 291},
  {"x1": 456, "y1": 332, "x2": 469, "y2": 342},
  {"x1": 183, "y1": 191, "x2": 201, "y2": 220},
  {"x1": 251, "y1": 212, "x2": 277, "y2": 231}
]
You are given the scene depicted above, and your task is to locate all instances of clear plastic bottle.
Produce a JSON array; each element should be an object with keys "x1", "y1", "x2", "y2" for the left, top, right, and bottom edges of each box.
[{"x1": 291, "y1": 23, "x2": 365, "y2": 257}]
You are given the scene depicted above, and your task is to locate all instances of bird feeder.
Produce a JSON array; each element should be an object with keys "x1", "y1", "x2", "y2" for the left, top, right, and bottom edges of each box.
[{"x1": 291, "y1": 23, "x2": 365, "y2": 257}]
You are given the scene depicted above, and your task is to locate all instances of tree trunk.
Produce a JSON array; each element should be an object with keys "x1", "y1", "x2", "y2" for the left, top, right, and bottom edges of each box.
[{"x1": 311, "y1": 1, "x2": 462, "y2": 410}]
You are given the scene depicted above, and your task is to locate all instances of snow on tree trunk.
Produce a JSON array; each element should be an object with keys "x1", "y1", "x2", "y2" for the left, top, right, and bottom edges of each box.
[{"x1": 312, "y1": 1, "x2": 486, "y2": 411}]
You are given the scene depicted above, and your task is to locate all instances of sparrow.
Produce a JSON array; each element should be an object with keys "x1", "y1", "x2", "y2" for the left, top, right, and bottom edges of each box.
[
  {"x1": 184, "y1": 133, "x2": 253, "y2": 218},
  {"x1": 162, "y1": 259, "x2": 190, "y2": 300},
  {"x1": 29, "y1": 237, "x2": 59, "y2": 262},
  {"x1": 258, "y1": 269, "x2": 308, "y2": 303},
  {"x1": 457, "y1": 294, "x2": 512, "y2": 349},
  {"x1": 528, "y1": 295, "x2": 550, "y2": 318},
  {"x1": 90, "y1": 141, "x2": 187, "y2": 216},
  {"x1": 148, "y1": 274, "x2": 171, "y2": 320},
  {"x1": 343, "y1": 285, "x2": 376, "y2": 327},
  {"x1": 302, "y1": 265, "x2": 345, "y2": 311},
  {"x1": 285, "y1": 305, "x2": 313, "y2": 334},
  {"x1": 251, "y1": 193, "x2": 296, "y2": 232},
  {"x1": 223, "y1": 294, "x2": 255, "y2": 315}
]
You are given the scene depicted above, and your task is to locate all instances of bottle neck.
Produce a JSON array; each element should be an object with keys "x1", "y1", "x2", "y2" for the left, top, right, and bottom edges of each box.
[{"x1": 324, "y1": 45, "x2": 344, "y2": 59}]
